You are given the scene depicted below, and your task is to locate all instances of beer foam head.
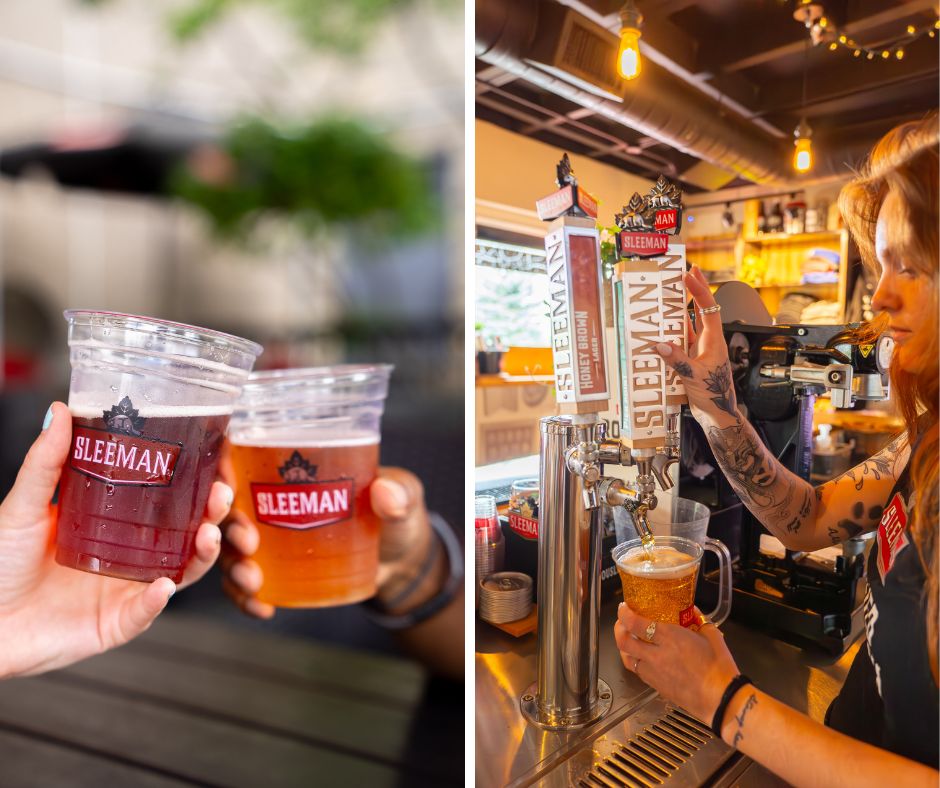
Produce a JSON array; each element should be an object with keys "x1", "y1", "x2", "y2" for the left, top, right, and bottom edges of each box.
[{"x1": 618, "y1": 544, "x2": 698, "y2": 578}]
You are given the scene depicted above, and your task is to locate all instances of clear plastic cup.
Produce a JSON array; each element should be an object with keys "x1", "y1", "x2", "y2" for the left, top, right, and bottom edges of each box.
[
  {"x1": 227, "y1": 365, "x2": 392, "y2": 608},
  {"x1": 56, "y1": 310, "x2": 262, "y2": 583},
  {"x1": 612, "y1": 535, "x2": 732, "y2": 626}
]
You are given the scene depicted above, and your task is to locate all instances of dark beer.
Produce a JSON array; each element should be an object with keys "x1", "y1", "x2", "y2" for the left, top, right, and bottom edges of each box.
[{"x1": 56, "y1": 403, "x2": 231, "y2": 583}]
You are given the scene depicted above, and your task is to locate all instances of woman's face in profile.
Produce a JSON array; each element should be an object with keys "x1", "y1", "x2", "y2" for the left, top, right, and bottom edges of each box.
[{"x1": 873, "y1": 189, "x2": 936, "y2": 374}]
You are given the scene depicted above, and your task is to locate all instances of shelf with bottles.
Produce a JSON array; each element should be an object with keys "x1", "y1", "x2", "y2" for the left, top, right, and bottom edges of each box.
[{"x1": 735, "y1": 199, "x2": 850, "y2": 322}]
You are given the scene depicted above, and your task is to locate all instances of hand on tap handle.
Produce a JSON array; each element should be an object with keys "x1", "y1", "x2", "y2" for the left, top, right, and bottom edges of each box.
[{"x1": 653, "y1": 266, "x2": 739, "y2": 429}]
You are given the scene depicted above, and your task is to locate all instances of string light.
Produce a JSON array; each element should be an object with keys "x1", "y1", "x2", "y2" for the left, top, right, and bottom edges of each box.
[{"x1": 800, "y1": 14, "x2": 940, "y2": 60}]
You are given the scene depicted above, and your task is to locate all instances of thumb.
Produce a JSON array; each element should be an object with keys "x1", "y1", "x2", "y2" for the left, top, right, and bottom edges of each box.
[
  {"x1": 109, "y1": 578, "x2": 175, "y2": 649},
  {"x1": 370, "y1": 468, "x2": 426, "y2": 523},
  {"x1": 0, "y1": 403, "x2": 72, "y2": 529},
  {"x1": 654, "y1": 342, "x2": 693, "y2": 376}
]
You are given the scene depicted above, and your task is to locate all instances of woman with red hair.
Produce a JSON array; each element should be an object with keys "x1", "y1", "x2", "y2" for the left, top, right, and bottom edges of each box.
[{"x1": 615, "y1": 113, "x2": 939, "y2": 786}]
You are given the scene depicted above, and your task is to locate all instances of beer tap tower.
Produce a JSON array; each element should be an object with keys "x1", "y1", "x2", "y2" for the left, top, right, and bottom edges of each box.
[{"x1": 521, "y1": 157, "x2": 687, "y2": 730}]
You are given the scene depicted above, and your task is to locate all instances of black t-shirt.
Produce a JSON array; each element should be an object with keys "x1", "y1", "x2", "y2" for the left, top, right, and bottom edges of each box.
[{"x1": 825, "y1": 453, "x2": 939, "y2": 768}]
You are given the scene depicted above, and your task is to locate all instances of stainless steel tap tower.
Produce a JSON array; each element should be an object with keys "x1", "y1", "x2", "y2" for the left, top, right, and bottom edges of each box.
[{"x1": 521, "y1": 161, "x2": 686, "y2": 730}]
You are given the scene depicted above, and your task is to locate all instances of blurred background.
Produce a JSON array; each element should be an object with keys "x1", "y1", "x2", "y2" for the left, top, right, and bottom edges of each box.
[{"x1": 0, "y1": 0, "x2": 462, "y2": 655}]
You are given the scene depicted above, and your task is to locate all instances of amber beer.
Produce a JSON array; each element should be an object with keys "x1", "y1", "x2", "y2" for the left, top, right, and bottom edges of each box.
[
  {"x1": 613, "y1": 538, "x2": 702, "y2": 626},
  {"x1": 229, "y1": 439, "x2": 380, "y2": 607},
  {"x1": 227, "y1": 364, "x2": 392, "y2": 608}
]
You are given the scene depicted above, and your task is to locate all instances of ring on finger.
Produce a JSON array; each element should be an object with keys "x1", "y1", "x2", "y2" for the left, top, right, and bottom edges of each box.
[
  {"x1": 644, "y1": 621, "x2": 657, "y2": 643},
  {"x1": 700, "y1": 304, "x2": 721, "y2": 314}
]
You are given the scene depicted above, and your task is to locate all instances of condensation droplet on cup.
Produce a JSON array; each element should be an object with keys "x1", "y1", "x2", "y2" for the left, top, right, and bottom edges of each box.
[
  {"x1": 102, "y1": 327, "x2": 111, "y2": 336},
  {"x1": 84, "y1": 479, "x2": 91, "y2": 489},
  {"x1": 106, "y1": 483, "x2": 115, "y2": 497},
  {"x1": 143, "y1": 392, "x2": 153, "y2": 402},
  {"x1": 110, "y1": 385, "x2": 118, "y2": 393},
  {"x1": 160, "y1": 556, "x2": 168, "y2": 566}
]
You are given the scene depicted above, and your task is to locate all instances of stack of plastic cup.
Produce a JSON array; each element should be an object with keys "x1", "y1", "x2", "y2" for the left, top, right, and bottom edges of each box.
[{"x1": 474, "y1": 495, "x2": 504, "y2": 607}]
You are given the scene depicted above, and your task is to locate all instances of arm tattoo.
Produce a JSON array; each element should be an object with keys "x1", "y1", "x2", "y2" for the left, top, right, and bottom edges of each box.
[
  {"x1": 673, "y1": 361, "x2": 693, "y2": 379},
  {"x1": 703, "y1": 362, "x2": 737, "y2": 417},
  {"x1": 707, "y1": 421, "x2": 778, "y2": 509},
  {"x1": 782, "y1": 487, "x2": 812, "y2": 534},
  {"x1": 827, "y1": 521, "x2": 864, "y2": 545},
  {"x1": 730, "y1": 693, "x2": 758, "y2": 749}
]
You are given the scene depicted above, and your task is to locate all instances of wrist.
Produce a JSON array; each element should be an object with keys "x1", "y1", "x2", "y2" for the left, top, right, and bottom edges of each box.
[
  {"x1": 375, "y1": 518, "x2": 445, "y2": 615},
  {"x1": 710, "y1": 674, "x2": 756, "y2": 746},
  {"x1": 363, "y1": 513, "x2": 463, "y2": 630}
]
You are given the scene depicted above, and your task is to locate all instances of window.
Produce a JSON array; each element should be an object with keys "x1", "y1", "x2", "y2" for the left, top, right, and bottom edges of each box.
[{"x1": 475, "y1": 240, "x2": 550, "y2": 348}]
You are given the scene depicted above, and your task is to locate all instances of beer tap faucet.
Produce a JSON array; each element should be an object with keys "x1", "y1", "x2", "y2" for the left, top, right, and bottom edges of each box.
[{"x1": 521, "y1": 162, "x2": 687, "y2": 731}]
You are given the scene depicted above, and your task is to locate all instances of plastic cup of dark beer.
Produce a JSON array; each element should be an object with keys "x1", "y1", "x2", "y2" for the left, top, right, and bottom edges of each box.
[
  {"x1": 56, "y1": 311, "x2": 262, "y2": 583},
  {"x1": 227, "y1": 365, "x2": 392, "y2": 608}
]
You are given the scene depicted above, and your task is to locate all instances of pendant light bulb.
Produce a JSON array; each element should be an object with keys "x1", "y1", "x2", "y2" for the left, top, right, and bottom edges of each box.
[
  {"x1": 793, "y1": 119, "x2": 813, "y2": 174},
  {"x1": 617, "y1": 1, "x2": 643, "y2": 80}
]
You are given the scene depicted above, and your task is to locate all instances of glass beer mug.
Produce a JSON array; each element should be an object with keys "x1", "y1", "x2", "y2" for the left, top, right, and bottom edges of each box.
[{"x1": 612, "y1": 532, "x2": 732, "y2": 627}]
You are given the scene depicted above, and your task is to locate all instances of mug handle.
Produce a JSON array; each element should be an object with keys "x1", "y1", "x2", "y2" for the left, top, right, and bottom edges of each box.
[{"x1": 701, "y1": 537, "x2": 732, "y2": 626}]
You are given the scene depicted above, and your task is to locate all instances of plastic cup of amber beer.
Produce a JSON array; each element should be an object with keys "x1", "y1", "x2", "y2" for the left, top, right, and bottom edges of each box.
[
  {"x1": 56, "y1": 311, "x2": 262, "y2": 583},
  {"x1": 227, "y1": 365, "x2": 392, "y2": 608},
  {"x1": 612, "y1": 535, "x2": 732, "y2": 627}
]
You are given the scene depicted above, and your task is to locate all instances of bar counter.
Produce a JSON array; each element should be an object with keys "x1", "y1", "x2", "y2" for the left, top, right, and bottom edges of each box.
[{"x1": 476, "y1": 599, "x2": 860, "y2": 787}]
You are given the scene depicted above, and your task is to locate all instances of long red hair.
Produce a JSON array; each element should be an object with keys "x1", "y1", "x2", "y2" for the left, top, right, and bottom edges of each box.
[{"x1": 839, "y1": 113, "x2": 939, "y2": 684}]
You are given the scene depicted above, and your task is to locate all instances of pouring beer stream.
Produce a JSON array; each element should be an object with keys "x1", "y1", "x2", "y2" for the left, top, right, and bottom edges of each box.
[{"x1": 521, "y1": 157, "x2": 688, "y2": 730}]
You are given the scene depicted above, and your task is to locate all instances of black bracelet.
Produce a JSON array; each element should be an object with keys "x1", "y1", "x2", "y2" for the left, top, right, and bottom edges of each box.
[
  {"x1": 710, "y1": 674, "x2": 754, "y2": 739},
  {"x1": 381, "y1": 526, "x2": 442, "y2": 610},
  {"x1": 363, "y1": 513, "x2": 464, "y2": 631}
]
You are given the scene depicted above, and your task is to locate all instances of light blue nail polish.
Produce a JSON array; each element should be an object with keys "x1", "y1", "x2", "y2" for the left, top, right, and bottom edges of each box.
[{"x1": 42, "y1": 406, "x2": 54, "y2": 431}]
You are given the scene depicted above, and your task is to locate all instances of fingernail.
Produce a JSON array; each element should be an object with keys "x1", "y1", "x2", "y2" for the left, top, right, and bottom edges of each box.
[
  {"x1": 221, "y1": 484, "x2": 234, "y2": 507},
  {"x1": 167, "y1": 584, "x2": 177, "y2": 600},
  {"x1": 42, "y1": 406, "x2": 54, "y2": 431},
  {"x1": 655, "y1": 342, "x2": 673, "y2": 357},
  {"x1": 214, "y1": 529, "x2": 222, "y2": 546}
]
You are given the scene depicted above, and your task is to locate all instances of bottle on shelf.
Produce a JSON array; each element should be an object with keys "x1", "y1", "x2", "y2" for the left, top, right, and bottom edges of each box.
[
  {"x1": 767, "y1": 201, "x2": 784, "y2": 233},
  {"x1": 756, "y1": 200, "x2": 767, "y2": 234}
]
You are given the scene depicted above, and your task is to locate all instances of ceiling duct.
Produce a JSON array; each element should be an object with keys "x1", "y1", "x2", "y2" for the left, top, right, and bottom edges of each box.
[{"x1": 476, "y1": 0, "x2": 789, "y2": 185}]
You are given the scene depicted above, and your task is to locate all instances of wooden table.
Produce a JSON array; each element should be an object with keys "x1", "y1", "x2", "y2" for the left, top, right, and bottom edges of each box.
[{"x1": 0, "y1": 613, "x2": 461, "y2": 787}]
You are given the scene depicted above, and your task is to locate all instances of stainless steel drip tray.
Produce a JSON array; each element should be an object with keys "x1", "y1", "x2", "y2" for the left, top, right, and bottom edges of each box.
[
  {"x1": 551, "y1": 696, "x2": 736, "y2": 787},
  {"x1": 476, "y1": 611, "x2": 792, "y2": 787}
]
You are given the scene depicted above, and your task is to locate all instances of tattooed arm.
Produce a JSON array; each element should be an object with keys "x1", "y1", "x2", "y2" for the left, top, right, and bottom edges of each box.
[
  {"x1": 616, "y1": 603, "x2": 938, "y2": 788},
  {"x1": 704, "y1": 413, "x2": 908, "y2": 551},
  {"x1": 654, "y1": 267, "x2": 909, "y2": 551},
  {"x1": 718, "y1": 685, "x2": 937, "y2": 787}
]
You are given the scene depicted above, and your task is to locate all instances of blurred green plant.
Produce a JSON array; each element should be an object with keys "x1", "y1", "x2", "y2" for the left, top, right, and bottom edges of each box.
[
  {"x1": 81, "y1": 0, "x2": 459, "y2": 54},
  {"x1": 599, "y1": 225, "x2": 619, "y2": 279},
  {"x1": 171, "y1": 116, "x2": 438, "y2": 239}
]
